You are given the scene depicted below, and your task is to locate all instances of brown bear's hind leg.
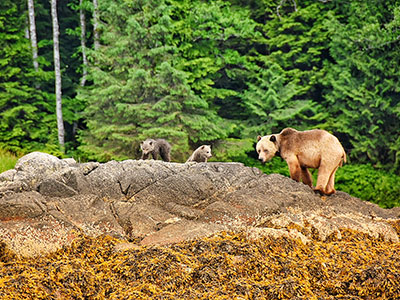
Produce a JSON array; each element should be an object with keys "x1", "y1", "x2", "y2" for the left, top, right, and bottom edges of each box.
[
  {"x1": 160, "y1": 151, "x2": 171, "y2": 162},
  {"x1": 314, "y1": 165, "x2": 331, "y2": 195},
  {"x1": 324, "y1": 166, "x2": 339, "y2": 195}
]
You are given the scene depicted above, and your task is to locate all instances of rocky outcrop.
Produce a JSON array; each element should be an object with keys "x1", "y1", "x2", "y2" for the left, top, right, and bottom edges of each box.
[{"x1": 0, "y1": 152, "x2": 398, "y2": 256}]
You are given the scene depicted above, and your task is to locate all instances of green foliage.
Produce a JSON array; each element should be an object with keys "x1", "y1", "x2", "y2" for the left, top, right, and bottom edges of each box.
[
  {"x1": 240, "y1": 62, "x2": 320, "y2": 137},
  {"x1": 0, "y1": 0, "x2": 59, "y2": 154},
  {"x1": 0, "y1": 149, "x2": 18, "y2": 173},
  {"x1": 78, "y1": 0, "x2": 230, "y2": 162},
  {"x1": 321, "y1": 1, "x2": 400, "y2": 172},
  {"x1": 237, "y1": 1, "x2": 333, "y2": 138},
  {"x1": 171, "y1": 0, "x2": 261, "y2": 120},
  {"x1": 335, "y1": 164, "x2": 400, "y2": 209},
  {"x1": 0, "y1": 0, "x2": 399, "y2": 206},
  {"x1": 211, "y1": 138, "x2": 255, "y2": 163}
]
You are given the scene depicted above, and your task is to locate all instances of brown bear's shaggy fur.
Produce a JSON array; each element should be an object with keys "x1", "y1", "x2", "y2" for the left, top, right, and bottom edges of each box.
[
  {"x1": 186, "y1": 145, "x2": 212, "y2": 163},
  {"x1": 256, "y1": 128, "x2": 346, "y2": 195},
  {"x1": 140, "y1": 138, "x2": 171, "y2": 162}
]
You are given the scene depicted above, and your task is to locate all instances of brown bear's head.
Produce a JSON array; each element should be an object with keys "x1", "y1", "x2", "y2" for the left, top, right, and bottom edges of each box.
[{"x1": 256, "y1": 135, "x2": 279, "y2": 163}]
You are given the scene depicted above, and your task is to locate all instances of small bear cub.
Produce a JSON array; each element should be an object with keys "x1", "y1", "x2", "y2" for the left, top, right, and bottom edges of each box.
[
  {"x1": 140, "y1": 138, "x2": 171, "y2": 162},
  {"x1": 186, "y1": 145, "x2": 212, "y2": 163}
]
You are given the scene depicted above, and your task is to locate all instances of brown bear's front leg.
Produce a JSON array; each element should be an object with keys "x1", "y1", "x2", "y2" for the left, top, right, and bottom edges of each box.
[
  {"x1": 300, "y1": 166, "x2": 313, "y2": 188},
  {"x1": 286, "y1": 157, "x2": 301, "y2": 182},
  {"x1": 141, "y1": 153, "x2": 149, "y2": 160}
]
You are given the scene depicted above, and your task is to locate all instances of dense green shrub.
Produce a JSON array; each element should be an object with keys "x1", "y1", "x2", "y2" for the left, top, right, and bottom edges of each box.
[{"x1": 335, "y1": 164, "x2": 400, "y2": 209}]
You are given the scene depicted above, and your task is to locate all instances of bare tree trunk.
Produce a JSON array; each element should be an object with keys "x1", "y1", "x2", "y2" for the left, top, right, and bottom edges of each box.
[
  {"x1": 27, "y1": 0, "x2": 39, "y2": 72},
  {"x1": 51, "y1": 0, "x2": 65, "y2": 148},
  {"x1": 79, "y1": 0, "x2": 88, "y2": 87},
  {"x1": 93, "y1": 0, "x2": 100, "y2": 51},
  {"x1": 276, "y1": 0, "x2": 297, "y2": 20},
  {"x1": 24, "y1": 21, "x2": 30, "y2": 39}
]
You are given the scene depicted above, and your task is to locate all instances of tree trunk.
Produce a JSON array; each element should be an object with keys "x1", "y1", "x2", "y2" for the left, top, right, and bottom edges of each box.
[
  {"x1": 93, "y1": 0, "x2": 100, "y2": 51},
  {"x1": 27, "y1": 0, "x2": 39, "y2": 72},
  {"x1": 51, "y1": 0, "x2": 65, "y2": 148},
  {"x1": 79, "y1": 0, "x2": 87, "y2": 87}
]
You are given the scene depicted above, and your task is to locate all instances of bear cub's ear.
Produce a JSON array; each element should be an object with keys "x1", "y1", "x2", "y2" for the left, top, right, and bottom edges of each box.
[
  {"x1": 257, "y1": 135, "x2": 262, "y2": 142},
  {"x1": 270, "y1": 135, "x2": 276, "y2": 142}
]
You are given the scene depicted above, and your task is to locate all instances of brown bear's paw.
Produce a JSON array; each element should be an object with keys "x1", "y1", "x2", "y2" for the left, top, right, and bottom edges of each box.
[{"x1": 313, "y1": 187, "x2": 336, "y2": 196}]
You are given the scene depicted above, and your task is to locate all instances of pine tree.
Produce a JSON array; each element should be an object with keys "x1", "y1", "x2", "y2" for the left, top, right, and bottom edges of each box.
[
  {"x1": 171, "y1": 0, "x2": 261, "y2": 122},
  {"x1": 322, "y1": 1, "x2": 400, "y2": 172},
  {"x1": 240, "y1": 62, "x2": 318, "y2": 137},
  {"x1": 78, "y1": 0, "x2": 227, "y2": 161}
]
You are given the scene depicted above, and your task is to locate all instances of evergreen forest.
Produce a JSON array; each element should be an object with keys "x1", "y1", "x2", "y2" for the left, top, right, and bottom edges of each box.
[{"x1": 1, "y1": 0, "x2": 399, "y2": 207}]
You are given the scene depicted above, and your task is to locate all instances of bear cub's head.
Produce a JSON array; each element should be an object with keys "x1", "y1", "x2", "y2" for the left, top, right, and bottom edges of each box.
[
  {"x1": 140, "y1": 139, "x2": 156, "y2": 155},
  {"x1": 256, "y1": 135, "x2": 279, "y2": 163},
  {"x1": 199, "y1": 145, "x2": 212, "y2": 160}
]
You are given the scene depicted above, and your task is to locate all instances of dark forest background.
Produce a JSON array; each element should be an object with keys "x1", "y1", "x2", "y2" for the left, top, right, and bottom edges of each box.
[{"x1": 1, "y1": 0, "x2": 399, "y2": 207}]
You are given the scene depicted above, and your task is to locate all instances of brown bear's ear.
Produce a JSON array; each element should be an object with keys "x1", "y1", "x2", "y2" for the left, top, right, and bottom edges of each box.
[
  {"x1": 257, "y1": 135, "x2": 262, "y2": 141},
  {"x1": 200, "y1": 145, "x2": 205, "y2": 149},
  {"x1": 270, "y1": 135, "x2": 276, "y2": 142}
]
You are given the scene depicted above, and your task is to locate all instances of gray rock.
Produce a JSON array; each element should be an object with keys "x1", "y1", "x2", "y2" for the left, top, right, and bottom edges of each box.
[{"x1": 0, "y1": 152, "x2": 398, "y2": 256}]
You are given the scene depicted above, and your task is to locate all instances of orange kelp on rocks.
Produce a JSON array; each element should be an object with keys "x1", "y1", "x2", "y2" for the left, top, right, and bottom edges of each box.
[{"x1": 0, "y1": 225, "x2": 400, "y2": 300}]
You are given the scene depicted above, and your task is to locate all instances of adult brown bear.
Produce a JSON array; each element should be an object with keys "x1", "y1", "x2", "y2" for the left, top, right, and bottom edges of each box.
[{"x1": 256, "y1": 128, "x2": 346, "y2": 195}]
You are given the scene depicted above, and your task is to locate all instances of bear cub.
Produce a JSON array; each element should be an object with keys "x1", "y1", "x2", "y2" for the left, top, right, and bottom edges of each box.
[
  {"x1": 186, "y1": 145, "x2": 212, "y2": 163},
  {"x1": 140, "y1": 138, "x2": 171, "y2": 162}
]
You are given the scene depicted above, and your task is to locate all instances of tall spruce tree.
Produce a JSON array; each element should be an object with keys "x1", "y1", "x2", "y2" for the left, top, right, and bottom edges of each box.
[
  {"x1": 240, "y1": 1, "x2": 334, "y2": 134},
  {"x1": 240, "y1": 61, "x2": 318, "y2": 137},
  {"x1": 322, "y1": 1, "x2": 400, "y2": 172},
  {"x1": 171, "y1": 0, "x2": 261, "y2": 124},
  {"x1": 78, "y1": 0, "x2": 227, "y2": 161}
]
